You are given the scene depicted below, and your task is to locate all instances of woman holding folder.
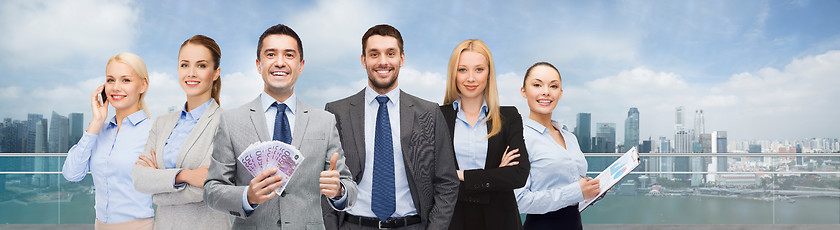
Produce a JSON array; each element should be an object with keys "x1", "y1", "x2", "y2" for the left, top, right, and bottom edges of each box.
[
  {"x1": 131, "y1": 35, "x2": 230, "y2": 229},
  {"x1": 514, "y1": 62, "x2": 600, "y2": 230},
  {"x1": 440, "y1": 39, "x2": 530, "y2": 230}
]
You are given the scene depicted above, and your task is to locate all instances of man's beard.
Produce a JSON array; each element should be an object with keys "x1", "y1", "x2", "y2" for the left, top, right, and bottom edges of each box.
[{"x1": 368, "y1": 72, "x2": 399, "y2": 92}]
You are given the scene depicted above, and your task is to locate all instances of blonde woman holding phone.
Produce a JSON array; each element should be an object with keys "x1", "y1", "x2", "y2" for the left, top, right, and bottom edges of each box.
[{"x1": 63, "y1": 52, "x2": 155, "y2": 230}]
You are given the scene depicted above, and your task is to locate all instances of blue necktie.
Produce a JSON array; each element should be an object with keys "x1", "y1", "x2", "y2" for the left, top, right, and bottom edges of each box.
[
  {"x1": 273, "y1": 102, "x2": 292, "y2": 144},
  {"x1": 371, "y1": 95, "x2": 395, "y2": 222}
]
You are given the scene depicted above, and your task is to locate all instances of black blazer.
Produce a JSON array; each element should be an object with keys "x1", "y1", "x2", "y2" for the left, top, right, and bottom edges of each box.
[{"x1": 440, "y1": 104, "x2": 530, "y2": 230}]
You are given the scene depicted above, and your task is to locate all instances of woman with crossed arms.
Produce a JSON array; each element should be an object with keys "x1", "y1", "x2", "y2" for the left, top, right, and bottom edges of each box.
[
  {"x1": 132, "y1": 35, "x2": 230, "y2": 229},
  {"x1": 440, "y1": 39, "x2": 529, "y2": 230}
]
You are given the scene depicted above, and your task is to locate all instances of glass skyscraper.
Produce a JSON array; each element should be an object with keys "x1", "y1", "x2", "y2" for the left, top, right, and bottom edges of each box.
[
  {"x1": 575, "y1": 113, "x2": 592, "y2": 153},
  {"x1": 625, "y1": 107, "x2": 639, "y2": 151}
]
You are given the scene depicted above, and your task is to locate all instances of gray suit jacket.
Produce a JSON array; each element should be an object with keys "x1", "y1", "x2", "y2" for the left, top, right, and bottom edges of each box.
[
  {"x1": 204, "y1": 95, "x2": 358, "y2": 230},
  {"x1": 324, "y1": 89, "x2": 459, "y2": 229},
  {"x1": 132, "y1": 100, "x2": 231, "y2": 229}
]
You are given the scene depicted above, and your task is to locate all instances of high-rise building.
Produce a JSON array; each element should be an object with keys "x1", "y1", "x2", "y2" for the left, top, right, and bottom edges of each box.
[
  {"x1": 34, "y1": 119, "x2": 48, "y2": 153},
  {"x1": 640, "y1": 139, "x2": 652, "y2": 153},
  {"x1": 675, "y1": 106, "x2": 685, "y2": 127},
  {"x1": 69, "y1": 113, "x2": 83, "y2": 147},
  {"x1": 49, "y1": 111, "x2": 70, "y2": 153},
  {"x1": 699, "y1": 134, "x2": 712, "y2": 153},
  {"x1": 673, "y1": 107, "x2": 691, "y2": 180},
  {"x1": 625, "y1": 108, "x2": 640, "y2": 151},
  {"x1": 693, "y1": 110, "x2": 705, "y2": 141},
  {"x1": 639, "y1": 138, "x2": 652, "y2": 172},
  {"x1": 712, "y1": 131, "x2": 728, "y2": 153},
  {"x1": 1, "y1": 118, "x2": 26, "y2": 153},
  {"x1": 25, "y1": 114, "x2": 47, "y2": 153},
  {"x1": 596, "y1": 123, "x2": 616, "y2": 153},
  {"x1": 709, "y1": 131, "x2": 728, "y2": 182},
  {"x1": 748, "y1": 144, "x2": 761, "y2": 153},
  {"x1": 658, "y1": 136, "x2": 673, "y2": 179},
  {"x1": 690, "y1": 156, "x2": 704, "y2": 186},
  {"x1": 575, "y1": 113, "x2": 592, "y2": 153},
  {"x1": 587, "y1": 122, "x2": 616, "y2": 173},
  {"x1": 674, "y1": 127, "x2": 691, "y2": 153}
]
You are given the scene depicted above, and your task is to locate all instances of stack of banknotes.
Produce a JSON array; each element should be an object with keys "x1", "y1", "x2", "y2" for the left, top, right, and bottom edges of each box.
[{"x1": 238, "y1": 141, "x2": 305, "y2": 195}]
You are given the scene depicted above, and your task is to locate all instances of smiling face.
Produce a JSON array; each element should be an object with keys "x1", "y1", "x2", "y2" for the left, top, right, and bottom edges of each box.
[
  {"x1": 362, "y1": 35, "x2": 404, "y2": 93},
  {"x1": 105, "y1": 61, "x2": 147, "y2": 113},
  {"x1": 455, "y1": 50, "x2": 489, "y2": 101},
  {"x1": 257, "y1": 34, "x2": 303, "y2": 95},
  {"x1": 178, "y1": 43, "x2": 219, "y2": 101},
  {"x1": 521, "y1": 65, "x2": 563, "y2": 116}
]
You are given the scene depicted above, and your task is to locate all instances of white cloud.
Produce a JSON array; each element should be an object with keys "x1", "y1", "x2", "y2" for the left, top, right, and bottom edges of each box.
[
  {"x1": 549, "y1": 50, "x2": 840, "y2": 143},
  {"x1": 0, "y1": 76, "x2": 102, "y2": 124},
  {"x1": 216, "y1": 72, "x2": 263, "y2": 110},
  {"x1": 532, "y1": 32, "x2": 640, "y2": 64},
  {"x1": 288, "y1": 0, "x2": 393, "y2": 65},
  {"x1": 0, "y1": 0, "x2": 138, "y2": 67},
  {"x1": 0, "y1": 86, "x2": 23, "y2": 100},
  {"x1": 143, "y1": 72, "x2": 184, "y2": 116},
  {"x1": 300, "y1": 66, "x2": 446, "y2": 108}
]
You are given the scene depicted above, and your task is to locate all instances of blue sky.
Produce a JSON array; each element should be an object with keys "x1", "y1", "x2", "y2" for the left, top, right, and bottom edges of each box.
[{"x1": 1, "y1": 0, "x2": 839, "y2": 143}]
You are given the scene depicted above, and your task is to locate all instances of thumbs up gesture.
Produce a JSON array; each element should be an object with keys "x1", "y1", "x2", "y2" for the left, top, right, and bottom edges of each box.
[{"x1": 319, "y1": 152, "x2": 343, "y2": 199}]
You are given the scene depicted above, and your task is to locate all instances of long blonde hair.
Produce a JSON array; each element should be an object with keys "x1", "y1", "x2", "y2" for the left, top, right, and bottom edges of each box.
[
  {"x1": 107, "y1": 52, "x2": 151, "y2": 118},
  {"x1": 443, "y1": 39, "x2": 501, "y2": 138}
]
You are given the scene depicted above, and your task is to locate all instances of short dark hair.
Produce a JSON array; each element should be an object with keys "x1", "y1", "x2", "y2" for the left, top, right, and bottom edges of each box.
[
  {"x1": 257, "y1": 24, "x2": 303, "y2": 61},
  {"x1": 523, "y1": 62, "x2": 561, "y2": 87},
  {"x1": 362, "y1": 24, "x2": 404, "y2": 55}
]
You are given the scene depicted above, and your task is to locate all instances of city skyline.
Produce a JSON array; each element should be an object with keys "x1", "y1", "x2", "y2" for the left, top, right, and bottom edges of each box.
[
  {"x1": 2, "y1": 0, "x2": 840, "y2": 141},
  {"x1": 3, "y1": 107, "x2": 838, "y2": 154}
]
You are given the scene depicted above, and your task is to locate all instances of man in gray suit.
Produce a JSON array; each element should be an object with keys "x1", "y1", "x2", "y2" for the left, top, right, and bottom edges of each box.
[
  {"x1": 204, "y1": 24, "x2": 358, "y2": 229},
  {"x1": 324, "y1": 24, "x2": 459, "y2": 230}
]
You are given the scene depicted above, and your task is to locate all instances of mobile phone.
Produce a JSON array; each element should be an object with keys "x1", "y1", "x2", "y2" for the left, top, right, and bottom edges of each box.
[{"x1": 100, "y1": 88, "x2": 107, "y2": 103}]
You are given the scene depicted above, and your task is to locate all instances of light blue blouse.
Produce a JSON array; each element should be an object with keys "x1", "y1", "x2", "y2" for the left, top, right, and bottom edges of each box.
[
  {"x1": 162, "y1": 99, "x2": 212, "y2": 169},
  {"x1": 62, "y1": 110, "x2": 154, "y2": 223},
  {"x1": 514, "y1": 118, "x2": 588, "y2": 214},
  {"x1": 452, "y1": 98, "x2": 489, "y2": 170}
]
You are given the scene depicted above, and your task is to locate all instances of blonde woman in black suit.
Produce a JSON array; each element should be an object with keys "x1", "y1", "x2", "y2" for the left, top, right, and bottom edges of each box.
[{"x1": 439, "y1": 39, "x2": 529, "y2": 230}]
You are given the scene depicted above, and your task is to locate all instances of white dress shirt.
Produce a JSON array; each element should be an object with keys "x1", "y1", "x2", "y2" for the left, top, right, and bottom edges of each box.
[{"x1": 347, "y1": 86, "x2": 418, "y2": 217}]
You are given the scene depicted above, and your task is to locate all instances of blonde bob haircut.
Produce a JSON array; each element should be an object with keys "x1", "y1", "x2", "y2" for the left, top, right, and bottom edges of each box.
[
  {"x1": 443, "y1": 39, "x2": 501, "y2": 138},
  {"x1": 107, "y1": 52, "x2": 151, "y2": 118}
]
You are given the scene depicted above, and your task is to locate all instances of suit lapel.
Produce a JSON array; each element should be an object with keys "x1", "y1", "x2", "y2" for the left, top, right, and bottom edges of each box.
[
  {"x1": 157, "y1": 113, "x2": 179, "y2": 169},
  {"x1": 484, "y1": 112, "x2": 499, "y2": 169},
  {"x1": 175, "y1": 100, "x2": 219, "y2": 167},
  {"x1": 292, "y1": 99, "x2": 310, "y2": 148},
  {"x1": 348, "y1": 90, "x2": 366, "y2": 179},
  {"x1": 399, "y1": 90, "x2": 415, "y2": 173},
  {"x1": 248, "y1": 96, "x2": 270, "y2": 142},
  {"x1": 441, "y1": 104, "x2": 460, "y2": 170}
]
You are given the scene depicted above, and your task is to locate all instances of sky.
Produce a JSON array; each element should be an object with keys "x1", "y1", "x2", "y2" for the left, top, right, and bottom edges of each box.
[{"x1": 1, "y1": 0, "x2": 839, "y2": 143}]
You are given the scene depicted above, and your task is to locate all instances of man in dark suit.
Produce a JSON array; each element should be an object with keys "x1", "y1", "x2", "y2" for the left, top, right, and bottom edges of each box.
[{"x1": 324, "y1": 24, "x2": 459, "y2": 230}]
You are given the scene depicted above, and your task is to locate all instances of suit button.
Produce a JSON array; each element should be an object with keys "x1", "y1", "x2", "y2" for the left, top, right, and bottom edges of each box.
[{"x1": 485, "y1": 183, "x2": 491, "y2": 188}]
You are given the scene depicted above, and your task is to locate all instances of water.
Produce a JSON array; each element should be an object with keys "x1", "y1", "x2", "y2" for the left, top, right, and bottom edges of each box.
[
  {"x1": 579, "y1": 194, "x2": 840, "y2": 224},
  {"x1": 4, "y1": 189, "x2": 838, "y2": 224}
]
